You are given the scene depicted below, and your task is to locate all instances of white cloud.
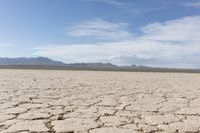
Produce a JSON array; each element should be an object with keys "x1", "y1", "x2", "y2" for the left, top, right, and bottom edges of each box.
[
  {"x1": 66, "y1": 19, "x2": 132, "y2": 40},
  {"x1": 140, "y1": 16, "x2": 200, "y2": 41},
  {"x1": 34, "y1": 40, "x2": 200, "y2": 68},
  {"x1": 34, "y1": 16, "x2": 200, "y2": 68}
]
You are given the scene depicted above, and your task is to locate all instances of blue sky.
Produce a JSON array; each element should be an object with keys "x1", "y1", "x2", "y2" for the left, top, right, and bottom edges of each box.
[{"x1": 0, "y1": 0, "x2": 200, "y2": 68}]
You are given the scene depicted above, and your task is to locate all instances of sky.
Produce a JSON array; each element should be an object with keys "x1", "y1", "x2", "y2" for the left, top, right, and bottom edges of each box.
[{"x1": 0, "y1": 0, "x2": 200, "y2": 68}]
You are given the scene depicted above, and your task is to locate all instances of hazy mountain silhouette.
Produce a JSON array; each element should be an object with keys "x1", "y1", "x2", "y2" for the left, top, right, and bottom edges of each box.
[
  {"x1": 0, "y1": 57, "x2": 199, "y2": 73},
  {"x1": 0, "y1": 57, "x2": 66, "y2": 66},
  {"x1": 0, "y1": 57, "x2": 118, "y2": 68}
]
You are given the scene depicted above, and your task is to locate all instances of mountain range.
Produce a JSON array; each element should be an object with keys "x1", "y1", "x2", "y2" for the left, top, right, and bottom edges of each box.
[
  {"x1": 0, "y1": 57, "x2": 119, "y2": 68},
  {"x1": 0, "y1": 57, "x2": 66, "y2": 66},
  {"x1": 0, "y1": 57, "x2": 199, "y2": 73}
]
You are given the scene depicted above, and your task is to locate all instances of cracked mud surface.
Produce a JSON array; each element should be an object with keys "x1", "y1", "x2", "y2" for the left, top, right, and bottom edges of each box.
[{"x1": 0, "y1": 69, "x2": 200, "y2": 133}]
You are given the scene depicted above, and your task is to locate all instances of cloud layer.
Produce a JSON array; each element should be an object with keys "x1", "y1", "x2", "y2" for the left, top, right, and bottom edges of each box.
[
  {"x1": 66, "y1": 19, "x2": 132, "y2": 40},
  {"x1": 34, "y1": 16, "x2": 200, "y2": 68}
]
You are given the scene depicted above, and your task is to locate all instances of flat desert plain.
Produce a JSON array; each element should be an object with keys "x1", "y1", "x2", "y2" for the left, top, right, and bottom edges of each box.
[{"x1": 0, "y1": 69, "x2": 200, "y2": 133}]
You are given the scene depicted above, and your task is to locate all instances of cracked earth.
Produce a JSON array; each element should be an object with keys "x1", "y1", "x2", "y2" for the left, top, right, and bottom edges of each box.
[{"x1": 0, "y1": 69, "x2": 200, "y2": 133}]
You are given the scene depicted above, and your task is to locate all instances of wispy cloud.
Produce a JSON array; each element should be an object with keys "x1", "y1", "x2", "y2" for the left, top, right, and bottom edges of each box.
[
  {"x1": 184, "y1": 2, "x2": 200, "y2": 8},
  {"x1": 0, "y1": 43, "x2": 14, "y2": 47},
  {"x1": 85, "y1": 0, "x2": 124, "y2": 6},
  {"x1": 34, "y1": 16, "x2": 200, "y2": 68},
  {"x1": 85, "y1": 0, "x2": 171, "y2": 15},
  {"x1": 66, "y1": 19, "x2": 132, "y2": 40}
]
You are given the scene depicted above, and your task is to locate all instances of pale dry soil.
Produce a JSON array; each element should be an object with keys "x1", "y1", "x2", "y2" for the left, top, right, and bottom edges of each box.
[{"x1": 0, "y1": 69, "x2": 200, "y2": 133}]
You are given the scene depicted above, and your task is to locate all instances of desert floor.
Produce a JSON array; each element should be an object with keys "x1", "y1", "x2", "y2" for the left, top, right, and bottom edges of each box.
[{"x1": 0, "y1": 69, "x2": 200, "y2": 133}]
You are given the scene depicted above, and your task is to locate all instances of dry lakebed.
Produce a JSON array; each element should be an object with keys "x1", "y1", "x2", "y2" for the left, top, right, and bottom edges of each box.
[{"x1": 0, "y1": 69, "x2": 200, "y2": 133}]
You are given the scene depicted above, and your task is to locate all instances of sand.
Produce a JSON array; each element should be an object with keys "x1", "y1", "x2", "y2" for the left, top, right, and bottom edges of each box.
[{"x1": 0, "y1": 69, "x2": 200, "y2": 133}]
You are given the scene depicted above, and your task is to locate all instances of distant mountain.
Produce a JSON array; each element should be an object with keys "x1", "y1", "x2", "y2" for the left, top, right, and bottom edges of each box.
[
  {"x1": 0, "y1": 57, "x2": 199, "y2": 73},
  {"x1": 0, "y1": 57, "x2": 118, "y2": 68},
  {"x1": 66, "y1": 63, "x2": 117, "y2": 68},
  {"x1": 0, "y1": 57, "x2": 66, "y2": 66}
]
